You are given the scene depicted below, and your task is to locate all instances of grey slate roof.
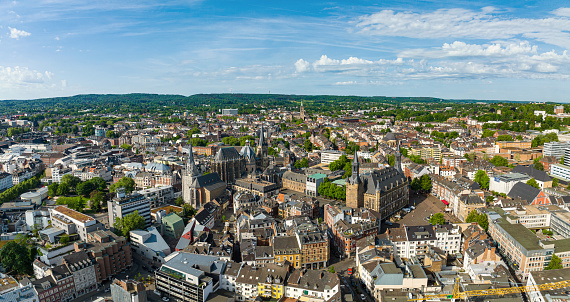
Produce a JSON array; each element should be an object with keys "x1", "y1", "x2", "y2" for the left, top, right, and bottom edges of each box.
[
  {"x1": 511, "y1": 165, "x2": 552, "y2": 182},
  {"x1": 214, "y1": 147, "x2": 241, "y2": 162},
  {"x1": 359, "y1": 166, "x2": 407, "y2": 194},
  {"x1": 507, "y1": 182, "x2": 540, "y2": 204}
]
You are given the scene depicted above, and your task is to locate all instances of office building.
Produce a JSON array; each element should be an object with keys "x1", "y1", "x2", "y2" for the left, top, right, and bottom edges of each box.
[
  {"x1": 108, "y1": 189, "x2": 151, "y2": 229},
  {"x1": 543, "y1": 142, "x2": 570, "y2": 159},
  {"x1": 111, "y1": 279, "x2": 147, "y2": 302}
]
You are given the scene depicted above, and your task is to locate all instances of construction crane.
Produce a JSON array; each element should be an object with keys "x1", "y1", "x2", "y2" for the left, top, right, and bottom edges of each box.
[{"x1": 408, "y1": 277, "x2": 570, "y2": 301}]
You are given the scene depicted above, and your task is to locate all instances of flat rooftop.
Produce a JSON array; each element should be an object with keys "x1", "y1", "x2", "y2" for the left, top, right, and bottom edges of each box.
[
  {"x1": 151, "y1": 205, "x2": 183, "y2": 214},
  {"x1": 53, "y1": 205, "x2": 94, "y2": 223},
  {"x1": 498, "y1": 222, "x2": 543, "y2": 251}
]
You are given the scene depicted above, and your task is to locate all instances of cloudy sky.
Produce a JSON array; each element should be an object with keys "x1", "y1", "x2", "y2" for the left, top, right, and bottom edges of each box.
[{"x1": 2, "y1": 0, "x2": 570, "y2": 101}]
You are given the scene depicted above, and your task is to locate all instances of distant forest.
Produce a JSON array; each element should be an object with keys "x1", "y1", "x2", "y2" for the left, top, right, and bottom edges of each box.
[{"x1": 0, "y1": 93, "x2": 514, "y2": 116}]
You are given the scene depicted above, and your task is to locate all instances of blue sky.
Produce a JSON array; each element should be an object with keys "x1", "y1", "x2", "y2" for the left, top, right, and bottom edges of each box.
[{"x1": 2, "y1": 0, "x2": 570, "y2": 101}]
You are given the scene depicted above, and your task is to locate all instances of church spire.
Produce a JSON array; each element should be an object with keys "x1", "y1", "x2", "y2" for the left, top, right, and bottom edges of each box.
[
  {"x1": 350, "y1": 148, "x2": 361, "y2": 184},
  {"x1": 259, "y1": 124, "x2": 265, "y2": 147},
  {"x1": 186, "y1": 141, "x2": 198, "y2": 176},
  {"x1": 395, "y1": 139, "x2": 402, "y2": 174}
]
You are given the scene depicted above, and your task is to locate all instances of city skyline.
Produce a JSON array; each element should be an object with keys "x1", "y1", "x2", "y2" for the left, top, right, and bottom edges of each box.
[{"x1": 2, "y1": 0, "x2": 570, "y2": 101}]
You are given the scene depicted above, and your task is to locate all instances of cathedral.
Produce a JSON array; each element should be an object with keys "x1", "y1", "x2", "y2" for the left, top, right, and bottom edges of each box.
[
  {"x1": 182, "y1": 142, "x2": 226, "y2": 208},
  {"x1": 346, "y1": 144, "x2": 409, "y2": 220},
  {"x1": 212, "y1": 125, "x2": 270, "y2": 184}
]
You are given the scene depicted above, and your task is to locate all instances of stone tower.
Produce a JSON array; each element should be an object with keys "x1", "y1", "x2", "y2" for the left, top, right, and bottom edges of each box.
[
  {"x1": 182, "y1": 142, "x2": 199, "y2": 206},
  {"x1": 394, "y1": 139, "x2": 402, "y2": 174},
  {"x1": 346, "y1": 150, "x2": 364, "y2": 208},
  {"x1": 256, "y1": 124, "x2": 269, "y2": 169},
  {"x1": 300, "y1": 101, "x2": 305, "y2": 120}
]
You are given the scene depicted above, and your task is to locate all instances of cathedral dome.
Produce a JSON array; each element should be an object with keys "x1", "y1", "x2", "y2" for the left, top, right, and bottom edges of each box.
[{"x1": 240, "y1": 141, "x2": 256, "y2": 162}]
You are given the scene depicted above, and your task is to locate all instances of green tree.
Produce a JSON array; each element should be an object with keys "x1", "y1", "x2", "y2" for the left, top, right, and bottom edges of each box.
[
  {"x1": 477, "y1": 213, "x2": 489, "y2": 231},
  {"x1": 113, "y1": 210, "x2": 146, "y2": 238},
  {"x1": 387, "y1": 154, "x2": 395, "y2": 166},
  {"x1": 191, "y1": 137, "x2": 208, "y2": 147},
  {"x1": 496, "y1": 134, "x2": 513, "y2": 141},
  {"x1": 48, "y1": 183, "x2": 59, "y2": 197},
  {"x1": 76, "y1": 181, "x2": 96, "y2": 197},
  {"x1": 90, "y1": 190, "x2": 104, "y2": 212},
  {"x1": 187, "y1": 126, "x2": 201, "y2": 137},
  {"x1": 120, "y1": 143, "x2": 132, "y2": 150},
  {"x1": 222, "y1": 136, "x2": 240, "y2": 146},
  {"x1": 465, "y1": 210, "x2": 479, "y2": 223},
  {"x1": 89, "y1": 177, "x2": 107, "y2": 191},
  {"x1": 420, "y1": 174, "x2": 432, "y2": 192},
  {"x1": 294, "y1": 158, "x2": 309, "y2": 169},
  {"x1": 56, "y1": 183, "x2": 70, "y2": 196},
  {"x1": 61, "y1": 174, "x2": 81, "y2": 188},
  {"x1": 59, "y1": 234, "x2": 70, "y2": 245},
  {"x1": 474, "y1": 170, "x2": 490, "y2": 189},
  {"x1": 56, "y1": 196, "x2": 86, "y2": 212},
  {"x1": 553, "y1": 178, "x2": 559, "y2": 187},
  {"x1": 490, "y1": 156, "x2": 509, "y2": 167},
  {"x1": 526, "y1": 178, "x2": 540, "y2": 189},
  {"x1": 0, "y1": 241, "x2": 35, "y2": 275},
  {"x1": 304, "y1": 139, "x2": 314, "y2": 152},
  {"x1": 175, "y1": 196, "x2": 184, "y2": 206},
  {"x1": 183, "y1": 204, "x2": 196, "y2": 218},
  {"x1": 545, "y1": 254, "x2": 563, "y2": 270},
  {"x1": 328, "y1": 266, "x2": 335, "y2": 273},
  {"x1": 105, "y1": 130, "x2": 116, "y2": 138},
  {"x1": 411, "y1": 178, "x2": 421, "y2": 191},
  {"x1": 110, "y1": 177, "x2": 135, "y2": 193},
  {"x1": 429, "y1": 213, "x2": 446, "y2": 225}
]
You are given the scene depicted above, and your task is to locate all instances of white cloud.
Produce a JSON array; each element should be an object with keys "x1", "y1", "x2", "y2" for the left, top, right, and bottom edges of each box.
[
  {"x1": 294, "y1": 45, "x2": 570, "y2": 83},
  {"x1": 333, "y1": 81, "x2": 357, "y2": 86},
  {"x1": 0, "y1": 66, "x2": 65, "y2": 93},
  {"x1": 8, "y1": 27, "x2": 30, "y2": 39},
  {"x1": 552, "y1": 7, "x2": 570, "y2": 17},
  {"x1": 294, "y1": 59, "x2": 310, "y2": 73},
  {"x1": 355, "y1": 8, "x2": 570, "y2": 48},
  {"x1": 400, "y1": 41, "x2": 537, "y2": 59}
]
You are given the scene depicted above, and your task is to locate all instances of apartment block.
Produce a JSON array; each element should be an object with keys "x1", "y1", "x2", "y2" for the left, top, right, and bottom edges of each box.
[
  {"x1": 50, "y1": 206, "x2": 104, "y2": 241},
  {"x1": 108, "y1": 189, "x2": 151, "y2": 229},
  {"x1": 383, "y1": 224, "x2": 461, "y2": 259}
]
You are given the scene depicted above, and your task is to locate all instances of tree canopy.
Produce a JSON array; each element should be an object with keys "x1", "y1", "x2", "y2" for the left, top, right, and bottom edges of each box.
[
  {"x1": 474, "y1": 170, "x2": 490, "y2": 189},
  {"x1": 429, "y1": 213, "x2": 446, "y2": 225},
  {"x1": 110, "y1": 177, "x2": 135, "y2": 193},
  {"x1": 113, "y1": 210, "x2": 146, "y2": 238}
]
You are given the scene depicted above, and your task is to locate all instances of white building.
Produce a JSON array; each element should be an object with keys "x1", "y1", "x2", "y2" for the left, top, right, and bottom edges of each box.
[
  {"x1": 135, "y1": 185, "x2": 174, "y2": 208},
  {"x1": 320, "y1": 150, "x2": 345, "y2": 165},
  {"x1": 387, "y1": 224, "x2": 461, "y2": 259},
  {"x1": 526, "y1": 268, "x2": 570, "y2": 302},
  {"x1": 551, "y1": 163, "x2": 570, "y2": 181},
  {"x1": 107, "y1": 189, "x2": 151, "y2": 228},
  {"x1": 50, "y1": 205, "x2": 104, "y2": 241},
  {"x1": 0, "y1": 172, "x2": 13, "y2": 192},
  {"x1": 543, "y1": 142, "x2": 570, "y2": 159},
  {"x1": 130, "y1": 227, "x2": 171, "y2": 264},
  {"x1": 489, "y1": 173, "x2": 530, "y2": 194}
]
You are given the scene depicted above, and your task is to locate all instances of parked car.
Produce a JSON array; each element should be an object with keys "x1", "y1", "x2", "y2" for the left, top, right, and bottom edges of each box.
[
  {"x1": 163, "y1": 297, "x2": 170, "y2": 302},
  {"x1": 361, "y1": 294, "x2": 366, "y2": 300}
]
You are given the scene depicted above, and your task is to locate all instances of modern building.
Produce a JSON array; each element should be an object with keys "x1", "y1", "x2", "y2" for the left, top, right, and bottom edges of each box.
[
  {"x1": 221, "y1": 109, "x2": 239, "y2": 115},
  {"x1": 551, "y1": 163, "x2": 570, "y2": 181},
  {"x1": 108, "y1": 189, "x2": 151, "y2": 229},
  {"x1": 130, "y1": 227, "x2": 171, "y2": 264},
  {"x1": 543, "y1": 141, "x2": 570, "y2": 159},
  {"x1": 306, "y1": 173, "x2": 326, "y2": 197},
  {"x1": 135, "y1": 185, "x2": 174, "y2": 208},
  {"x1": 0, "y1": 172, "x2": 13, "y2": 192},
  {"x1": 111, "y1": 279, "x2": 147, "y2": 302},
  {"x1": 410, "y1": 145, "x2": 442, "y2": 161},
  {"x1": 489, "y1": 173, "x2": 531, "y2": 195},
  {"x1": 320, "y1": 150, "x2": 345, "y2": 165},
  {"x1": 487, "y1": 209, "x2": 570, "y2": 280},
  {"x1": 50, "y1": 205, "x2": 104, "y2": 241},
  {"x1": 162, "y1": 213, "x2": 185, "y2": 239},
  {"x1": 155, "y1": 252, "x2": 226, "y2": 302}
]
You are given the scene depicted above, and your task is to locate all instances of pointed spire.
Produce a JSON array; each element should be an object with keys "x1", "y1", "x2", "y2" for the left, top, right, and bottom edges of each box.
[
  {"x1": 259, "y1": 124, "x2": 265, "y2": 147},
  {"x1": 186, "y1": 141, "x2": 198, "y2": 176},
  {"x1": 376, "y1": 180, "x2": 381, "y2": 192},
  {"x1": 350, "y1": 147, "x2": 361, "y2": 184}
]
